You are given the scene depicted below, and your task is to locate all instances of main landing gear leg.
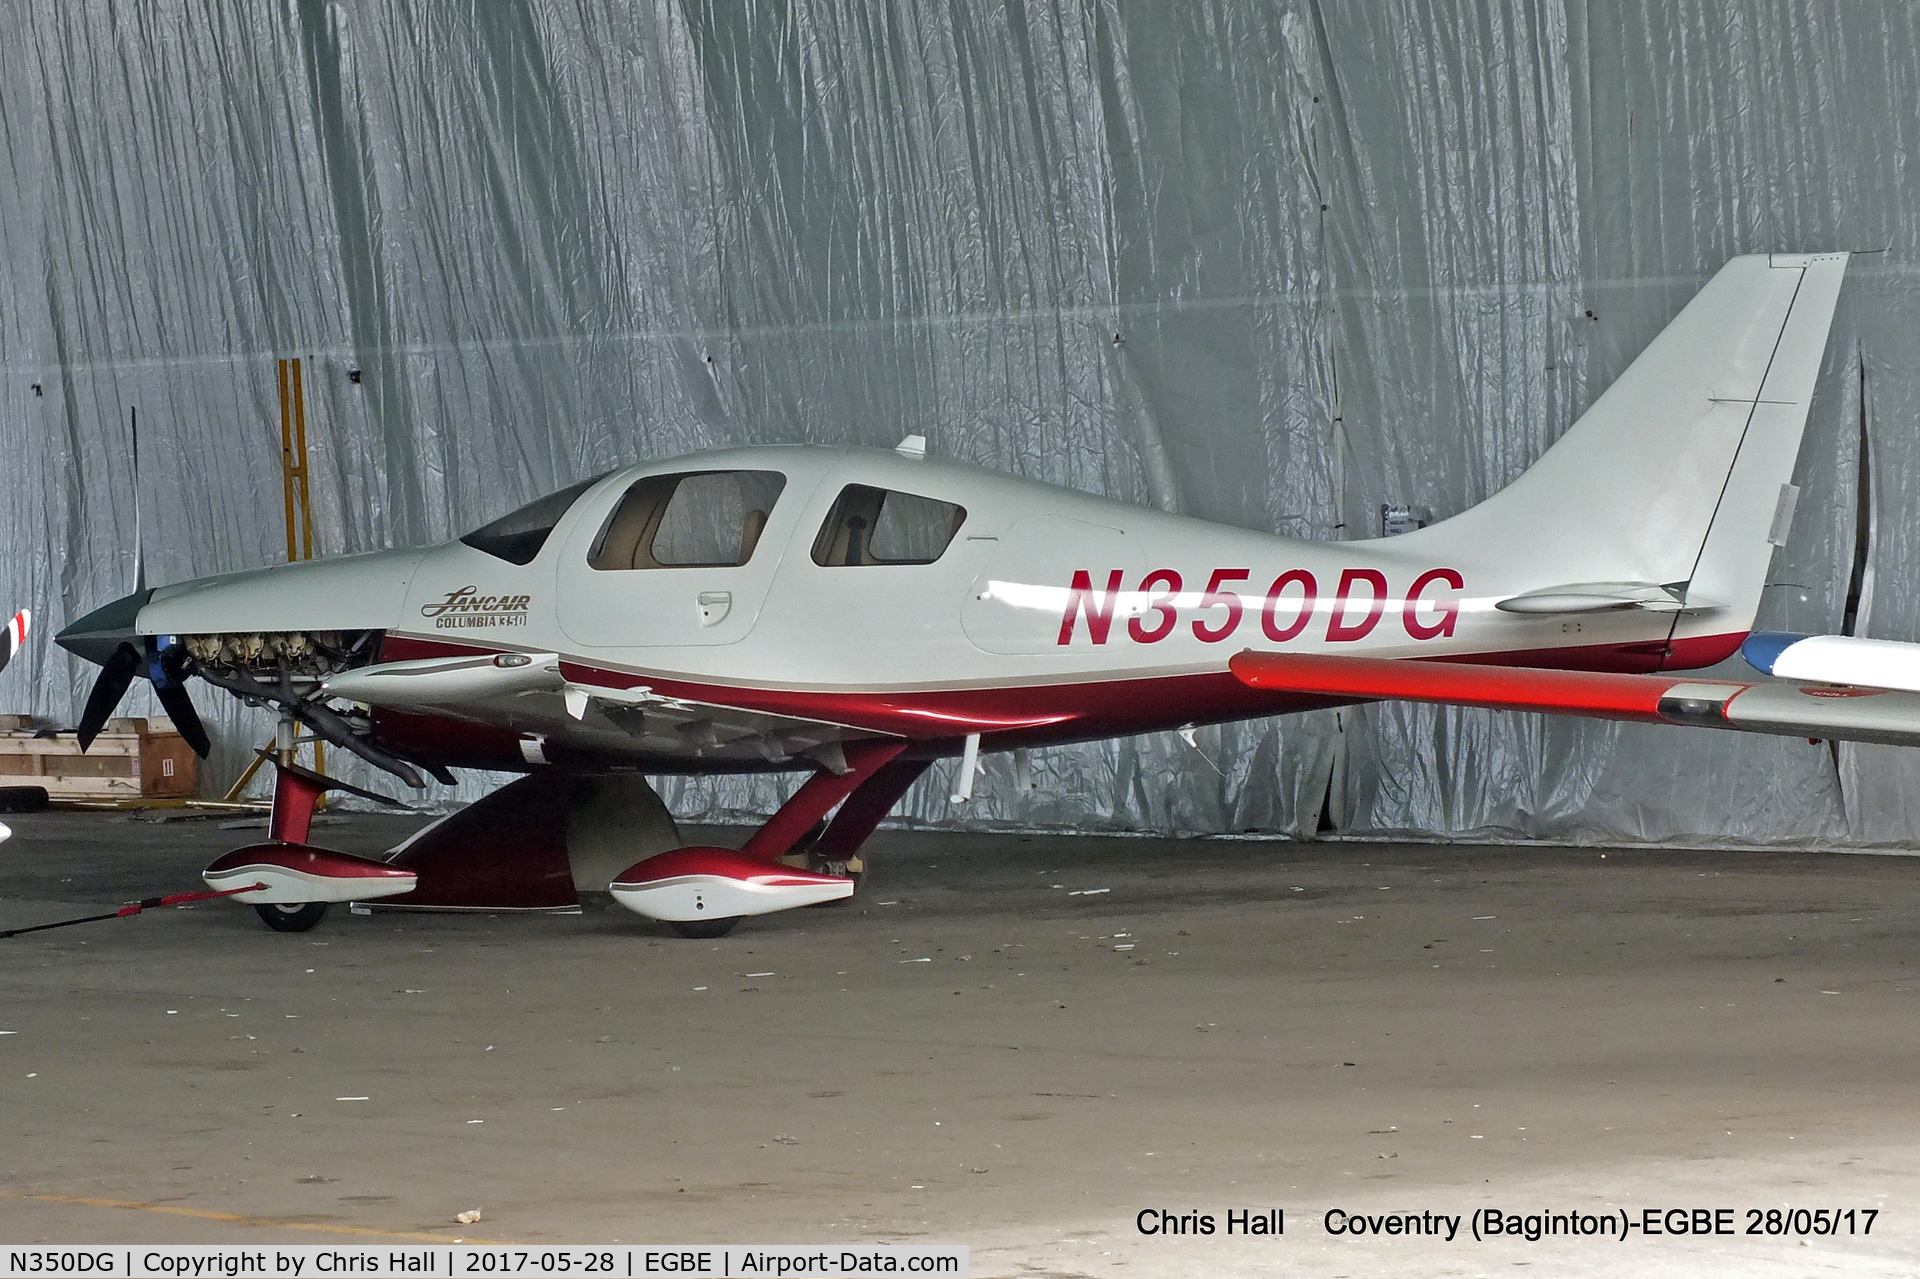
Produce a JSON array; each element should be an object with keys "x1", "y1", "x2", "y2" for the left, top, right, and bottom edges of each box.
[
  {"x1": 739, "y1": 741, "x2": 909, "y2": 863},
  {"x1": 800, "y1": 757, "x2": 933, "y2": 882}
]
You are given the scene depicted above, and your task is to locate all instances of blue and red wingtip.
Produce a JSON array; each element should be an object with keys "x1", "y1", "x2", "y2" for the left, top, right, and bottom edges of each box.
[
  {"x1": 1739, "y1": 631, "x2": 1808, "y2": 677},
  {"x1": 0, "y1": 609, "x2": 28, "y2": 675}
]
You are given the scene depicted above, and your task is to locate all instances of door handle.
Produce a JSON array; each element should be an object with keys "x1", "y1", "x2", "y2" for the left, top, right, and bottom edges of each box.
[{"x1": 697, "y1": 591, "x2": 732, "y2": 627}]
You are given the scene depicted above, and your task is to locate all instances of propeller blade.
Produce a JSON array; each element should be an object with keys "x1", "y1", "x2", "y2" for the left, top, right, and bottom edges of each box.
[
  {"x1": 152, "y1": 678, "x2": 210, "y2": 758},
  {"x1": 0, "y1": 609, "x2": 27, "y2": 676},
  {"x1": 77, "y1": 642, "x2": 141, "y2": 751}
]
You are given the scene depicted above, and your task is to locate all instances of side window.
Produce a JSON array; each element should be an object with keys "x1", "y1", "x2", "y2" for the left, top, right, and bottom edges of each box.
[
  {"x1": 811, "y1": 484, "x2": 966, "y2": 566},
  {"x1": 589, "y1": 470, "x2": 786, "y2": 570}
]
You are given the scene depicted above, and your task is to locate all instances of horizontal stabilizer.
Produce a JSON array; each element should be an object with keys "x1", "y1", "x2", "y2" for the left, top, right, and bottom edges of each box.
[{"x1": 1229, "y1": 650, "x2": 1920, "y2": 749}]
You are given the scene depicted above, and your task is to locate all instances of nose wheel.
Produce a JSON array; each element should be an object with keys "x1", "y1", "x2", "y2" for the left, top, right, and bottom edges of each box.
[{"x1": 255, "y1": 901, "x2": 329, "y2": 932}]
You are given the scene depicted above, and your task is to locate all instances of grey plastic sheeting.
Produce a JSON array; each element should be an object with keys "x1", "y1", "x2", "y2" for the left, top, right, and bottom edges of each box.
[{"x1": 3, "y1": 1, "x2": 1918, "y2": 847}]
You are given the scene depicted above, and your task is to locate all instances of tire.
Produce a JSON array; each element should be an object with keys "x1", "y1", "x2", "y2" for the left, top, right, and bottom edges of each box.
[
  {"x1": 255, "y1": 902, "x2": 329, "y2": 933},
  {"x1": 669, "y1": 916, "x2": 740, "y2": 939}
]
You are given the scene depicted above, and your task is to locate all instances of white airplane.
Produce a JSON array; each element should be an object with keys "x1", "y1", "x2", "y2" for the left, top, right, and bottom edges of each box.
[{"x1": 55, "y1": 251, "x2": 1898, "y2": 937}]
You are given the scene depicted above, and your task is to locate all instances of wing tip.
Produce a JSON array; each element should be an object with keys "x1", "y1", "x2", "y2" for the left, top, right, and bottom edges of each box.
[{"x1": 1740, "y1": 631, "x2": 1806, "y2": 676}]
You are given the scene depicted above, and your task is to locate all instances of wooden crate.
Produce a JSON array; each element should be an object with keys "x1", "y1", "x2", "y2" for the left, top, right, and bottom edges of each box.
[{"x1": 0, "y1": 716, "x2": 199, "y2": 800}]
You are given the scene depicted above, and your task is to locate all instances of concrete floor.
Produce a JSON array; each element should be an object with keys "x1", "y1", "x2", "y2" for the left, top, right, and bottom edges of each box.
[{"x1": 0, "y1": 810, "x2": 1917, "y2": 1277}]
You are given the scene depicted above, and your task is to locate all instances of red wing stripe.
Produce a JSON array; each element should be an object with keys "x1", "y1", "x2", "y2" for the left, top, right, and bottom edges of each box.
[{"x1": 1228, "y1": 651, "x2": 1749, "y2": 722}]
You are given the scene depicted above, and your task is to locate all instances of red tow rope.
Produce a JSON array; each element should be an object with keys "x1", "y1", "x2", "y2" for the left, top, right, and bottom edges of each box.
[{"x1": 0, "y1": 883, "x2": 267, "y2": 939}]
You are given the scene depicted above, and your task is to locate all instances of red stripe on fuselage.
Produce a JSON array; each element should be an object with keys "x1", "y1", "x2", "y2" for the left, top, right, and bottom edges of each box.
[{"x1": 368, "y1": 630, "x2": 1748, "y2": 772}]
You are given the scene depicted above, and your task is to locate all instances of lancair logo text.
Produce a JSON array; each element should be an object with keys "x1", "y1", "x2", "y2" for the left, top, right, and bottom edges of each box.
[{"x1": 421, "y1": 585, "x2": 532, "y2": 630}]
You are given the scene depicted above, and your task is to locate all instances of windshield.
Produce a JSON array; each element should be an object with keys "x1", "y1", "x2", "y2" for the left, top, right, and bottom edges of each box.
[{"x1": 460, "y1": 472, "x2": 611, "y2": 564}]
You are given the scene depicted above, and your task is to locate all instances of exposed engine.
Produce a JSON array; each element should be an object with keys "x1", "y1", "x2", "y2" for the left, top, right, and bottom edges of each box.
[
  {"x1": 181, "y1": 630, "x2": 377, "y2": 683},
  {"x1": 173, "y1": 628, "x2": 444, "y2": 789}
]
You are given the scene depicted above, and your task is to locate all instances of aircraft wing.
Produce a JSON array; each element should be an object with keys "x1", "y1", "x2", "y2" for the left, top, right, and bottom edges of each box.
[
  {"x1": 1741, "y1": 631, "x2": 1920, "y2": 694},
  {"x1": 1228, "y1": 650, "x2": 1920, "y2": 748},
  {"x1": 323, "y1": 653, "x2": 895, "y2": 767}
]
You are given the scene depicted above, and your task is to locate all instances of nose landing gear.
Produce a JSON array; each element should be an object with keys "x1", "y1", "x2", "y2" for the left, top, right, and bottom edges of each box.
[
  {"x1": 200, "y1": 756, "x2": 418, "y2": 931},
  {"x1": 256, "y1": 900, "x2": 330, "y2": 933}
]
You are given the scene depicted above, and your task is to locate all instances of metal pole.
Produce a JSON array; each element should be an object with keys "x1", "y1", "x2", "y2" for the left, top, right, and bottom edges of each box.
[
  {"x1": 278, "y1": 359, "x2": 297, "y2": 563},
  {"x1": 291, "y1": 358, "x2": 315, "y2": 560}
]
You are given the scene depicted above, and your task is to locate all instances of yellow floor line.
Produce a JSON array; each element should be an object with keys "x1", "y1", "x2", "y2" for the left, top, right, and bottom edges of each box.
[{"x1": 2, "y1": 1191, "x2": 508, "y2": 1244}]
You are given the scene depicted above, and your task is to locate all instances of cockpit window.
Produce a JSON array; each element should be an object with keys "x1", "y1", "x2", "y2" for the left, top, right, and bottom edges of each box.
[
  {"x1": 589, "y1": 470, "x2": 787, "y2": 570},
  {"x1": 811, "y1": 484, "x2": 966, "y2": 566},
  {"x1": 460, "y1": 472, "x2": 611, "y2": 565}
]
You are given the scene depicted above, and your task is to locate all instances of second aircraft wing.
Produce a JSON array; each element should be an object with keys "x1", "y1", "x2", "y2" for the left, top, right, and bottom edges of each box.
[{"x1": 1229, "y1": 649, "x2": 1920, "y2": 749}]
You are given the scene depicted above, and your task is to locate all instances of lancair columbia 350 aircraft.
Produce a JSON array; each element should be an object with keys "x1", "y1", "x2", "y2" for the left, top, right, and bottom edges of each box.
[{"x1": 53, "y1": 251, "x2": 1911, "y2": 937}]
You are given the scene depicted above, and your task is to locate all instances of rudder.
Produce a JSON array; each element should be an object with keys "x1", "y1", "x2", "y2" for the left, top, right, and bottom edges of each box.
[{"x1": 1664, "y1": 253, "x2": 1848, "y2": 664}]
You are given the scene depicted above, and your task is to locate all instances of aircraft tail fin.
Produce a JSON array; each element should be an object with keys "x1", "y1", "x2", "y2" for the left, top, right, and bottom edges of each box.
[{"x1": 1403, "y1": 253, "x2": 1848, "y2": 665}]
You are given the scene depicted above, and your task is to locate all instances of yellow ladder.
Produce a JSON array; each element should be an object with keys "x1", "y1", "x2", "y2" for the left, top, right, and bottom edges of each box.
[{"x1": 221, "y1": 358, "x2": 326, "y2": 802}]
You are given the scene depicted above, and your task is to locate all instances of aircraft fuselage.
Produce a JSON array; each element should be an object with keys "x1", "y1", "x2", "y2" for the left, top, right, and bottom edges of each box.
[{"x1": 97, "y1": 444, "x2": 1731, "y2": 775}]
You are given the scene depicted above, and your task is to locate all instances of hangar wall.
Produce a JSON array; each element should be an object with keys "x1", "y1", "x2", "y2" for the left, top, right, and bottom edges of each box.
[{"x1": 3, "y1": 0, "x2": 1919, "y2": 846}]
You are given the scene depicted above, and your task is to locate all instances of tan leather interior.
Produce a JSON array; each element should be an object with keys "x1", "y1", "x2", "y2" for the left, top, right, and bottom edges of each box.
[
  {"x1": 589, "y1": 476, "x2": 673, "y2": 570},
  {"x1": 593, "y1": 497, "x2": 650, "y2": 569},
  {"x1": 739, "y1": 509, "x2": 767, "y2": 562}
]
